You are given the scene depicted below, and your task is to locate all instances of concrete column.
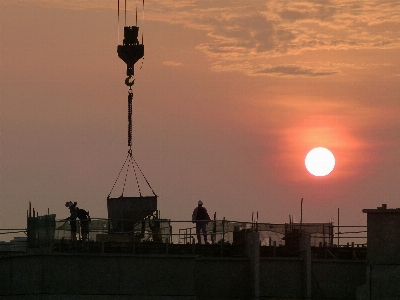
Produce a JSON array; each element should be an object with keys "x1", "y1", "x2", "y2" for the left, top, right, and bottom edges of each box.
[
  {"x1": 299, "y1": 232, "x2": 311, "y2": 299},
  {"x1": 245, "y1": 231, "x2": 260, "y2": 299}
]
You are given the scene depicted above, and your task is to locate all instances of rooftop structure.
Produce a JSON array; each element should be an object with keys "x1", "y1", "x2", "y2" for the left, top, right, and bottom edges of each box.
[{"x1": 362, "y1": 203, "x2": 400, "y2": 264}]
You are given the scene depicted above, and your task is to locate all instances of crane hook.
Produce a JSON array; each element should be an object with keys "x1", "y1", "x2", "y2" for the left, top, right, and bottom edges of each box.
[{"x1": 125, "y1": 76, "x2": 135, "y2": 87}]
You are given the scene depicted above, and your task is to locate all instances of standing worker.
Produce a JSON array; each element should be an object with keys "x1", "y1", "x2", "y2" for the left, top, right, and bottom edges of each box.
[
  {"x1": 76, "y1": 207, "x2": 91, "y2": 242},
  {"x1": 65, "y1": 201, "x2": 77, "y2": 242},
  {"x1": 192, "y1": 200, "x2": 211, "y2": 244}
]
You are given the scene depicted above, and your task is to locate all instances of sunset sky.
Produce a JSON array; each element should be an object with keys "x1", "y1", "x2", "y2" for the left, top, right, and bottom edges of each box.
[{"x1": 1, "y1": 0, "x2": 400, "y2": 232}]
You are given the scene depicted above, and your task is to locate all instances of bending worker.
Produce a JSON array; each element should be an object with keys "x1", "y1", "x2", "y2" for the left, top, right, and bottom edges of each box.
[{"x1": 76, "y1": 207, "x2": 91, "y2": 242}]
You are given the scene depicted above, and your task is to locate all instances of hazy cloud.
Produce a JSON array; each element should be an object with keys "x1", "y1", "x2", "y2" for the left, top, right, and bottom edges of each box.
[
  {"x1": 254, "y1": 65, "x2": 339, "y2": 77},
  {"x1": 148, "y1": 2, "x2": 400, "y2": 45},
  {"x1": 26, "y1": 0, "x2": 400, "y2": 52},
  {"x1": 148, "y1": 0, "x2": 400, "y2": 75},
  {"x1": 163, "y1": 61, "x2": 183, "y2": 66},
  {"x1": 23, "y1": 0, "x2": 400, "y2": 75}
]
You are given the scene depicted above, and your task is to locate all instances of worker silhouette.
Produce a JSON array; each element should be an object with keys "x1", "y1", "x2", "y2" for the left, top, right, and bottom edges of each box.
[
  {"x1": 65, "y1": 201, "x2": 77, "y2": 242},
  {"x1": 192, "y1": 200, "x2": 211, "y2": 244},
  {"x1": 76, "y1": 207, "x2": 91, "y2": 242}
]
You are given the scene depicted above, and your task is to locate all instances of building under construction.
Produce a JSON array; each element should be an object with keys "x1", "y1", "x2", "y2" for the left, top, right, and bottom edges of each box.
[
  {"x1": 1, "y1": 203, "x2": 400, "y2": 299},
  {"x1": 1, "y1": 2, "x2": 399, "y2": 299}
]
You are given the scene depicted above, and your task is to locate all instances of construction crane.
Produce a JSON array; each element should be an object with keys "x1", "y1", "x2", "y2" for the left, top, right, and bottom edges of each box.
[
  {"x1": 118, "y1": 25, "x2": 143, "y2": 148},
  {"x1": 108, "y1": 0, "x2": 157, "y2": 234},
  {"x1": 117, "y1": 0, "x2": 145, "y2": 148}
]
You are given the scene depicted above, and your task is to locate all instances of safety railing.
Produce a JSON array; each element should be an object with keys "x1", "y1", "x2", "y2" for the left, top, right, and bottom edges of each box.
[
  {"x1": 334, "y1": 225, "x2": 367, "y2": 247},
  {"x1": 51, "y1": 219, "x2": 367, "y2": 247},
  {"x1": 2, "y1": 218, "x2": 367, "y2": 253},
  {"x1": 47, "y1": 218, "x2": 243, "y2": 245},
  {"x1": 0, "y1": 228, "x2": 26, "y2": 239}
]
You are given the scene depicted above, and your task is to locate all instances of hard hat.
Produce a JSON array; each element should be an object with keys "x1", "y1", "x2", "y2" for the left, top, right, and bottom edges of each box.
[{"x1": 198, "y1": 200, "x2": 203, "y2": 205}]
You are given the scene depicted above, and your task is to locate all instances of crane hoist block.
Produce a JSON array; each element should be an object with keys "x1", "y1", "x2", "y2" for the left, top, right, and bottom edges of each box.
[{"x1": 117, "y1": 26, "x2": 144, "y2": 76}]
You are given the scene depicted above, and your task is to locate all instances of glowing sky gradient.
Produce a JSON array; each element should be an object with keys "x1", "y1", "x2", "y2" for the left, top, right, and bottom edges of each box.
[{"x1": 1, "y1": 0, "x2": 400, "y2": 231}]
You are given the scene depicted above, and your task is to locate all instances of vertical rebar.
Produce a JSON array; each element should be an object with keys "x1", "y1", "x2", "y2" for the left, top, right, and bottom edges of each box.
[
  {"x1": 222, "y1": 217, "x2": 225, "y2": 243},
  {"x1": 212, "y1": 212, "x2": 216, "y2": 244},
  {"x1": 300, "y1": 198, "x2": 303, "y2": 229},
  {"x1": 337, "y1": 208, "x2": 340, "y2": 246}
]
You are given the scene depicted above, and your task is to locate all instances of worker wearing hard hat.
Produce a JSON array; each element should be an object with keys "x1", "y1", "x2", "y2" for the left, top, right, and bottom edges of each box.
[{"x1": 192, "y1": 200, "x2": 211, "y2": 244}]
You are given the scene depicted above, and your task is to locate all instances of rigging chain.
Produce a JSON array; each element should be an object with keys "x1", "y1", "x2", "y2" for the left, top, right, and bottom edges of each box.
[
  {"x1": 128, "y1": 90, "x2": 133, "y2": 147},
  {"x1": 126, "y1": 75, "x2": 134, "y2": 149}
]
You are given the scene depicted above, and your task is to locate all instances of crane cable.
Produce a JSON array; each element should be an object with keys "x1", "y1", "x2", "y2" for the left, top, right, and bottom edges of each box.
[
  {"x1": 117, "y1": 0, "x2": 131, "y2": 42},
  {"x1": 138, "y1": 0, "x2": 145, "y2": 71},
  {"x1": 140, "y1": 0, "x2": 145, "y2": 70},
  {"x1": 119, "y1": 0, "x2": 145, "y2": 41},
  {"x1": 117, "y1": 0, "x2": 120, "y2": 44},
  {"x1": 128, "y1": 90, "x2": 133, "y2": 147}
]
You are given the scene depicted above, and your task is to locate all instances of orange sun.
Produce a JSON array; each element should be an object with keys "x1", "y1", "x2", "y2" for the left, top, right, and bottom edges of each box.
[{"x1": 305, "y1": 147, "x2": 335, "y2": 176}]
